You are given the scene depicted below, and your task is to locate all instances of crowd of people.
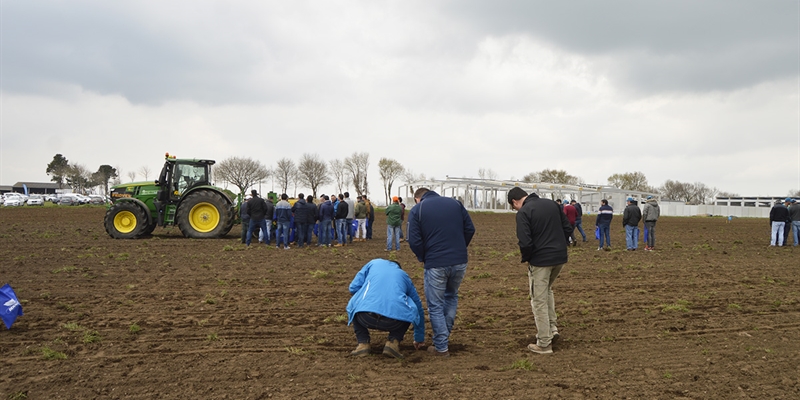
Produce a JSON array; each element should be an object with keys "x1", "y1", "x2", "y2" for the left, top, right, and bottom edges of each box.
[
  {"x1": 240, "y1": 190, "x2": 410, "y2": 251},
  {"x1": 769, "y1": 197, "x2": 800, "y2": 247}
]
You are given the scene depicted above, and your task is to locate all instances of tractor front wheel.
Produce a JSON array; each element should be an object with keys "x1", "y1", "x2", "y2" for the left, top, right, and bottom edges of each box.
[
  {"x1": 176, "y1": 191, "x2": 232, "y2": 238},
  {"x1": 105, "y1": 202, "x2": 147, "y2": 239}
]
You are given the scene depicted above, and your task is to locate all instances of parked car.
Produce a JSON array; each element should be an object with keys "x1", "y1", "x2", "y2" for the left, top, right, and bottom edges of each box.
[
  {"x1": 3, "y1": 196, "x2": 23, "y2": 207},
  {"x1": 58, "y1": 195, "x2": 79, "y2": 206},
  {"x1": 26, "y1": 195, "x2": 45, "y2": 206},
  {"x1": 87, "y1": 195, "x2": 106, "y2": 205}
]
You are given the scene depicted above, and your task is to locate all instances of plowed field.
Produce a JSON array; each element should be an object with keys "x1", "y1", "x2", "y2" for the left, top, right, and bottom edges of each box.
[{"x1": 1, "y1": 206, "x2": 798, "y2": 399}]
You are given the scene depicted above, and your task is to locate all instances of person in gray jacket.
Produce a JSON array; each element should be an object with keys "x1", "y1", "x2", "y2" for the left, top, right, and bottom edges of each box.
[{"x1": 642, "y1": 196, "x2": 660, "y2": 251}]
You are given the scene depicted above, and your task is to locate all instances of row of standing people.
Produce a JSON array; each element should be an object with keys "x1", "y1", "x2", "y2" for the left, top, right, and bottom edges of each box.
[
  {"x1": 240, "y1": 190, "x2": 391, "y2": 249},
  {"x1": 769, "y1": 197, "x2": 800, "y2": 247}
]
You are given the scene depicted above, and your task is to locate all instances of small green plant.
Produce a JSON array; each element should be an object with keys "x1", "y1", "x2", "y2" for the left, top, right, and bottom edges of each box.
[
  {"x1": 347, "y1": 373, "x2": 360, "y2": 382},
  {"x1": 728, "y1": 303, "x2": 741, "y2": 310},
  {"x1": 7, "y1": 391, "x2": 28, "y2": 400},
  {"x1": 663, "y1": 372, "x2": 673, "y2": 379},
  {"x1": 129, "y1": 323, "x2": 141, "y2": 334},
  {"x1": 41, "y1": 346, "x2": 67, "y2": 360},
  {"x1": 333, "y1": 314, "x2": 348, "y2": 323},
  {"x1": 116, "y1": 253, "x2": 130, "y2": 260},
  {"x1": 62, "y1": 322, "x2": 83, "y2": 331},
  {"x1": 82, "y1": 330, "x2": 102, "y2": 344},
  {"x1": 51, "y1": 266, "x2": 76, "y2": 274},
  {"x1": 286, "y1": 347, "x2": 307, "y2": 355},
  {"x1": 57, "y1": 302, "x2": 74, "y2": 312},
  {"x1": 471, "y1": 272, "x2": 492, "y2": 279},
  {"x1": 204, "y1": 295, "x2": 216, "y2": 305},
  {"x1": 672, "y1": 242, "x2": 683, "y2": 249},
  {"x1": 223, "y1": 245, "x2": 235, "y2": 251},
  {"x1": 207, "y1": 333, "x2": 219, "y2": 341},
  {"x1": 510, "y1": 359, "x2": 533, "y2": 371},
  {"x1": 310, "y1": 270, "x2": 330, "y2": 278},
  {"x1": 661, "y1": 299, "x2": 691, "y2": 312}
]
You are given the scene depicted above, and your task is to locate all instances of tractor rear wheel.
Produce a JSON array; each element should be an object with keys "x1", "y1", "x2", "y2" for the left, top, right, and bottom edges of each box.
[
  {"x1": 105, "y1": 202, "x2": 147, "y2": 239},
  {"x1": 176, "y1": 190, "x2": 233, "y2": 238}
]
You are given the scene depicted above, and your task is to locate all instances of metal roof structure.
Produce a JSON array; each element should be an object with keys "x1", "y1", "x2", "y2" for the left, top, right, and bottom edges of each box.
[{"x1": 397, "y1": 177, "x2": 659, "y2": 213}]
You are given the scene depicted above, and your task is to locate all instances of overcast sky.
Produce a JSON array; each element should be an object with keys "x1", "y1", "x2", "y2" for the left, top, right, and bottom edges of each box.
[{"x1": 2, "y1": 0, "x2": 799, "y2": 200}]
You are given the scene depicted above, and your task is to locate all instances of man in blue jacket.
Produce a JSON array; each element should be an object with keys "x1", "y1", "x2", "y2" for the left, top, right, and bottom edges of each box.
[
  {"x1": 408, "y1": 188, "x2": 475, "y2": 357},
  {"x1": 596, "y1": 199, "x2": 613, "y2": 250},
  {"x1": 346, "y1": 259, "x2": 425, "y2": 359},
  {"x1": 291, "y1": 193, "x2": 309, "y2": 248}
]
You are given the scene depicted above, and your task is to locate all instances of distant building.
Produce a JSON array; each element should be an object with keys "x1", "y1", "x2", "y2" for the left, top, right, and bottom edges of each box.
[{"x1": 6, "y1": 182, "x2": 62, "y2": 195}]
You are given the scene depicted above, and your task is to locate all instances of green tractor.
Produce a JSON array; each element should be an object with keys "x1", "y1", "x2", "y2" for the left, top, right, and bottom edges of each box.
[{"x1": 104, "y1": 153, "x2": 235, "y2": 239}]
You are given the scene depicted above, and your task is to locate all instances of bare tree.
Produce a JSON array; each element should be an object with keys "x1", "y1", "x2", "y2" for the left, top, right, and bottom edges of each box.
[
  {"x1": 524, "y1": 169, "x2": 581, "y2": 185},
  {"x1": 139, "y1": 165, "x2": 152, "y2": 181},
  {"x1": 607, "y1": 172, "x2": 654, "y2": 192},
  {"x1": 113, "y1": 166, "x2": 123, "y2": 186},
  {"x1": 274, "y1": 158, "x2": 297, "y2": 195},
  {"x1": 127, "y1": 171, "x2": 137, "y2": 182},
  {"x1": 379, "y1": 158, "x2": 405, "y2": 205},
  {"x1": 344, "y1": 152, "x2": 370, "y2": 196},
  {"x1": 214, "y1": 156, "x2": 271, "y2": 199},
  {"x1": 788, "y1": 189, "x2": 800, "y2": 197},
  {"x1": 298, "y1": 153, "x2": 331, "y2": 198},
  {"x1": 329, "y1": 159, "x2": 348, "y2": 194},
  {"x1": 660, "y1": 180, "x2": 695, "y2": 203},
  {"x1": 478, "y1": 168, "x2": 498, "y2": 180}
]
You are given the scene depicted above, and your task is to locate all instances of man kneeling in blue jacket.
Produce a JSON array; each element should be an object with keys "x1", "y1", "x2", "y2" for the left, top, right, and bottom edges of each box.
[{"x1": 346, "y1": 259, "x2": 425, "y2": 359}]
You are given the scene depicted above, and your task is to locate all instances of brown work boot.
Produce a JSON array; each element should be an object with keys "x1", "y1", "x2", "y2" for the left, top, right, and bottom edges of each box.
[
  {"x1": 427, "y1": 345, "x2": 450, "y2": 357},
  {"x1": 382, "y1": 339, "x2": 404, "y2": 359},
  {"x1": 350, "y1": 343, "x2": 370, "y2": 357}
]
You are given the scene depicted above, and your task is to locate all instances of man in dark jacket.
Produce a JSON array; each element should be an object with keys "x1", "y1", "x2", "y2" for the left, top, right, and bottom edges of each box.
[
  {"x1": 622, "y1": 197, "x2": 642, "y2": 251},
  {"x1": 508, "y1": 187, "x2": 571, "y2": 355},
  {"x1": 408, "y1": 188, "x2": 475, "y2": 356},
  {"x1": 334, "y1": 194, "x2": 349, "y2": 247},
  {"x1": 305, "y1": 195, "x2": 317, "y2": 246},
  {"x1": 769, "y1": 199, "x2": 789, "y2": 246},
  {"x1": 245, "y1": 190, "x2": 269, "y2": 247},
  {"x1": 240, "y1": 197, "x2": 250, "y2": 244},
  {"x1": 570, "y1": 199, "x2": 587, "y2": 242},
  {"x1": 292, "y1": 194, "x2": 309, "y2": 248},
  {"x1": 318, "y1": 195, "x2": 334, "y2": 247},
  {"x1": 596, "y1": 199, "x2": 613, "y2": 250}
]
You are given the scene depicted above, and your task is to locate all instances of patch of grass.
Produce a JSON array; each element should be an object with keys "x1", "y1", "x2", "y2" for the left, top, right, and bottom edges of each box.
[
  {"x1": 41, "y1": 346, "x2": 67, "y2": 360},
  {"x1": 284, "y1": 300, "x2": 297, "y2": 307},
  {"x1": 310, "y1": 270, "x2": 330, "y2": 278},
  {"x1": 728, "y1": 303, "x2": 742, "y2": 310},
  {"x1": 217, "y1": 279, "x2": 228, "y2": 286},
  {"x1": 7, "y1": 391, "x2": 28, "y2": 400},
  {"x1": 206, "y1": 333, "x2": 219, "y2": 341},
  {"x1": 223, "y1": 245, "x2": 235, "y2": 251},
  {"x1": 82, "y1": 330, "x2": 101, "y2": 344},
  {"x1": 333, "y1": 314, "x2": 347, "y2": 323},
  {"x1": 347, "y1": 373, "x2": 360, "y2": 382},
  {"x1": 204, "y1": 295, "x2": 216, "y2": 305},
  {"x1": 115, "y1": 253, "x2": 130, "y2": 261},
  {"x1": 51, "y1": 266, "x2": 76, "y2": 274},
  {"x1": 62, "y1": 322, "x2": 84, "y2": 331},
  {"x1": 285, "y1": 346, "x2": 307, "y2": 355},
  {"x1": 672, "y1": 242, "x2": 683, "y2": 249},
  {"x1": 663, "y1": 371, "x2": 673, "y2": 379},
  {"x1": 661, "y1": 299, "x2": 691, "y2": 313},
  {"x1": 509, "y1": 359, "x2": 533, "y2": 371},
  {"x1": 56, "y1": 302, "x2": 74, "y2": 312},
  {"x1": 471, "y1": 272, "x2": 492, "y2": 279},
  {"x1": 129, "y1": 323, "x2": 141, "y2": 334}
]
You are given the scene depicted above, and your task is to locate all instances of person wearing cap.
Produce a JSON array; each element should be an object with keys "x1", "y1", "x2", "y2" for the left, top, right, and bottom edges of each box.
[
  {"x1": 570, "y1": 199, "x2": 587, "y2": 243},
  {"x1": 245, "y1": 190, "x2": 269, "y2": 247},
  {"x1": 622, "y1": 197, "x2": 642, "y2": 251},
  {"x1": 788, "y1": 198, "x2": 800, "y2": 246},
  {"x1": 596, "y1": 199, "x2": 614, "y2": 250},
  {"x1": 507, "y1": 187, "x2": 572, "y2": 354},
  {"x1": 562, "y1": 200, "x2": 578, "y2": 246},
  {"x1": 769, "y1": 199, "x2": 789, "y2": 246},
  {"x1": 346, "y1": 259, "x2": 425, "y2": 359},
  {"x1": 642, "y1": 195, "x2": 660, "y2": 251},
  {"x1": 385, "y1": 197, "x2": 402, "y2": 251}
]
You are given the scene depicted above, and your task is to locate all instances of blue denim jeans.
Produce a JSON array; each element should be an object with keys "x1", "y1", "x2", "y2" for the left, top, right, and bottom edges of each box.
[
  {"x1": 644, "y1": 221, "x2": 656, "y2": 247},
  {"x1": 305, "y1": 224, "x2": 315, "y2": 246},
  {"x1": 352, "y1": 312, "x2": 411, "y2": 343},
  {"x1": 386, "y1": 225, "x2": 401, "y2": 250},
  {"x1": 424, "y1": 263, "x2": 467, "y2": 352},
  {"x1": 319, "y1": 219, "x2": 332, "y2": 245},
  {"x1": 346, "y1": 218, "x2": 354, "y2": 243},
  {"x1": 793, "y1": 221, "x2": 800, "y2": 246},
  {"x1": 276, "y1": 221, "x2": 291, "y2": 247},
  {"x1": 295, "y1": 223, "x2": 308, "y2": 247},
  {"x1": 770, "y1": 221, "x2": 785, "y2": 246},
  {"x1": 625, "y1": 225, "x2": 639, "y2": 249},
  {"x1": 574, "y1": 218, "x2": 586, "y2": 241},
  {"x1": 336, "y1": 219, "x2": 348, "y2": 245},
  {"x1": 246, "y1": 218, "x2": 268, "y2": 246},
  {"x1": 598, "y1": 224, "x2": 610, "y2": 248}
]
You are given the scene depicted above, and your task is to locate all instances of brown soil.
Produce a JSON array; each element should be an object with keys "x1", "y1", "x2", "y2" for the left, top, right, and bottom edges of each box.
[{"x1": 0, "y1": 207, "x2": 798, "y2": 399}]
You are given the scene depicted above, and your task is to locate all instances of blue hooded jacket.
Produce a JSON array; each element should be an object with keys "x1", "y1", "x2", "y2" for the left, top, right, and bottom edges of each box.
[
  {"x1": 346, "y1": 259, "x2": 425, "y2": 343},
  {"x1": 408, "y1": 191, "x2": 475, "y2": 269}
]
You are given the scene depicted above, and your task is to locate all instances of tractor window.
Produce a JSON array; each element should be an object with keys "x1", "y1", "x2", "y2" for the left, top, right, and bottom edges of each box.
[{"x1": 173, "y1": 164, "x2": 208, "y2": 194}]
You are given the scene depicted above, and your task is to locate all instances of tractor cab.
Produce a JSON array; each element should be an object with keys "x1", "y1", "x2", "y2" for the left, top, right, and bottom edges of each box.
[{"x1": 154, "y1": 154, "x2": 216, "y2": 225}]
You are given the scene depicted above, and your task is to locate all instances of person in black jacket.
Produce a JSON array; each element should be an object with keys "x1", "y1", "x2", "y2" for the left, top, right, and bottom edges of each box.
[
  {"x1": 334, "y1": 194, "x2": 349, "y2": 247},
  {"x1": 508, "y1": 187, "x2": 571, "y2": 355},
  {"x1": 769, "y1": 199, "x2": 789, "y2": 246},
  {"x1": 246, "y1": 190, "x2": 269, "y2": 247},
  {"x1": 305, "y1": 195, "x2": 317, "y2": 246},
  {"x1": 292, "y1": 194, "x2": 309, "y2": 248},
  {"x1": 570, "y1": 200, "x2": 587, "y2": 242},
  {"x1": 622, "y1": 198, "x2": 642, "y2": 251}
]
